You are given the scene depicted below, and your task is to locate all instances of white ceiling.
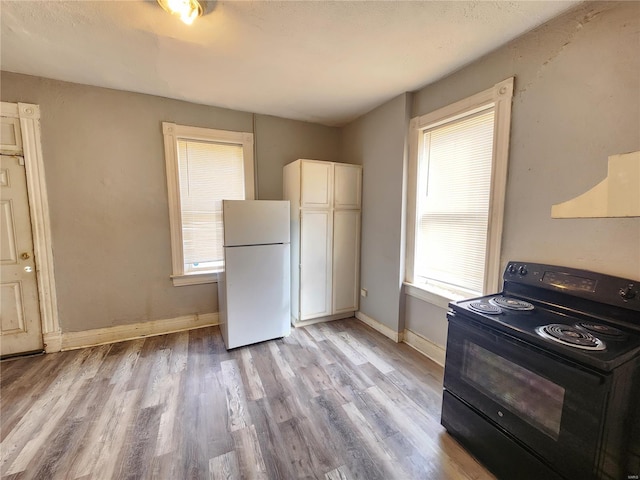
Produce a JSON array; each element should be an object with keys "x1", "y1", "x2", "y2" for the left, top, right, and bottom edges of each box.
[{"x1": 1, "y1": 1, "x2": 581, "y2": 126}]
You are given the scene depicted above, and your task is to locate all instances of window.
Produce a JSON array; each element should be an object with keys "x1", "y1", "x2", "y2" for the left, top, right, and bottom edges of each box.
[
  {"x1": 163, "y1": 122, "x2": 254, "y2": 286},
  {"x1": 406, "y1": 78, "x2": 513, "y2": 303}
]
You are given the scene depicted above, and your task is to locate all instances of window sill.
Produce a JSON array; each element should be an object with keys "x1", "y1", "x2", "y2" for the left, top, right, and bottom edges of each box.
[
  {"x1": 171, "y1": 272, "x2": 219, "y2": 286},
  {"x1": 403, "y1": 282, "x2": 467, "y2": 309}
]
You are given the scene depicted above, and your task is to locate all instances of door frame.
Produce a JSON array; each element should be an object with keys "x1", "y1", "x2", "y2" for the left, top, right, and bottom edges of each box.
[{"x1": 1, "y1": 101, "x2": 61, "y2": 352}]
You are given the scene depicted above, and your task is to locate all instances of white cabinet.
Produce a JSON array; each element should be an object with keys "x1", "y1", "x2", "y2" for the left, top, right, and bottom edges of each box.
[
  {"x1": 334, "y1": 163, "x2": 362, "y2": 209},
  {"x1": 284, "y1": 159, "x2": 362, "y2": 325},
  {"x1": 300, "y1": 210, "x2": 332, "y2": 318},
  {"x1": 300, "y1": 160, "x2": 333, "y2": 208},
  {"x1": 332, "y1": 209, "x2": 360, "y2": 313}
]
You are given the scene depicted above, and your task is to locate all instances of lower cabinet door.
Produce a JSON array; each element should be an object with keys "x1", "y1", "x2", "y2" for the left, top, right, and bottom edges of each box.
[
  {"x1": 332, "y1": 210, "x2": 360, "y2": 313},
  {"x1": 300, "y1": 210, "x2": 332, "y2": 319}
]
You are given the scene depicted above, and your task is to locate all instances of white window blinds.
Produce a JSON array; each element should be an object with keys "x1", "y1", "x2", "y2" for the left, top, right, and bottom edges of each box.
[
  {"x1": 415, "y1": 108, "x2": 495, "y2": 295},
  {"x1": 177, "y1": 139, "x2": 245, "y2": 270}
]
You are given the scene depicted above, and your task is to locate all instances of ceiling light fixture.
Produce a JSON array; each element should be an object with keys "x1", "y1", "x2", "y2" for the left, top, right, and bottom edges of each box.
[{"x1": 157, "y1": 0, "x2": 203, "y2": 25}]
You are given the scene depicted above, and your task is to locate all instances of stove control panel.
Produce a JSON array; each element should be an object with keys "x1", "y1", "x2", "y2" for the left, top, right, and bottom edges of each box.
[
  {"x1": 542, "y1": 271, "x2": 597, "y2": 293},
  {"x1": 503, "y1": 261, "x2": 640, "y2": 312},
  {"x1": 507, "y1": 263, "x2": 528, "y2": 276}
]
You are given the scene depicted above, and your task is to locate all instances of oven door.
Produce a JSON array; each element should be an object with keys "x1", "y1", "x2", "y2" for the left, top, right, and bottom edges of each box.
[{"x1": 443, "y1": 313, "x2": 609, "y2": 479}]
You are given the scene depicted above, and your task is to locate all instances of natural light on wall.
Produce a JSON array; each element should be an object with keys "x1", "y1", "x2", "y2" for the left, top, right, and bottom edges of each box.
[{"x1": 157, "y1": 0, "x2": 203, "y2": 25}]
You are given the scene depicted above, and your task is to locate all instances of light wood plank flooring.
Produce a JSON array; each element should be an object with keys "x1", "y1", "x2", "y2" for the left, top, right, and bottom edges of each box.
[{"x1": 0, "y1": 318, "x2": 494, "y2": 479}]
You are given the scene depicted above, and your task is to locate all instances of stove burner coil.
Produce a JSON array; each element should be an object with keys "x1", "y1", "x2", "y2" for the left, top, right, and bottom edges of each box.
[
  {"x1": 489, "y1": 296, "x2": 535, "y2": 311},
  {"x1": 468, "y1": 302, "x2": 502, "y2": 315},
  {"x1": 536, "y1": 324, "x2": 606, "y2": 351},
  {"x1": 577, "y1": 322, "x2": 627, "y2": 339}
]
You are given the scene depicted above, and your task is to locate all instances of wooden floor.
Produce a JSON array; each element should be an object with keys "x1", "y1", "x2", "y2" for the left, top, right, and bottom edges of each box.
[{"x1": 0, "y1": 318, "x2": 494, "y2": 480}]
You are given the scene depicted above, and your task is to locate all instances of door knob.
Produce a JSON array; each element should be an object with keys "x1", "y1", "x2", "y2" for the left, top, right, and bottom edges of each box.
[{"x1": 20, "y1": 252, "x2": 31, "y2": 260}]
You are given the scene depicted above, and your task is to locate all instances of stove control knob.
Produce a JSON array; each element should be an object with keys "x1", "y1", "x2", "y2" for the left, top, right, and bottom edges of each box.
[
  {"x1": 619, "y1": 284, "x2": 636, "y2": 301},
  {"x1": 508, "y1": 264, "x2": 517, "y2": 274},
  {"x1": 518, "y1": 265, "x2": 528, "y2": 276}
]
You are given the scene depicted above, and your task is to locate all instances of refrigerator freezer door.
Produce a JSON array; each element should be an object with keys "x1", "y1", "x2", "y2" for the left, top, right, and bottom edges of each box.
[
  {"x1": 223, "y1": 243, "x2": 291, "y2": 349},
  {"x1": 223, "y1": 200, "x2": 290, "y2": 247}
]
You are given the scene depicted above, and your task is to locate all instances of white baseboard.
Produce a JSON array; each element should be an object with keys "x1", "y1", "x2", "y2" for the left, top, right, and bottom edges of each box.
[
  {"x1": 43, "y1": 331, "x2": 62, "y2": 353},
  {"x1": 402, "y1": 329, "x2": 446, "y2": 367},
  {"x1": 292, "y1": 312, "x2": 355, "y2": 328},
  {"x1": 355, "y1": 311, "x2": 402, "y2": 343},
  {"x1": 61, "y1": 312, "x2": 219, "y2": 351}
]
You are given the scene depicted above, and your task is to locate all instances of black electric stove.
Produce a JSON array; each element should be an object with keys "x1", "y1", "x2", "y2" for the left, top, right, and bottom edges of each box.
[{"x1": 441, "y1": 261, "x2": 640, "y2": 480}]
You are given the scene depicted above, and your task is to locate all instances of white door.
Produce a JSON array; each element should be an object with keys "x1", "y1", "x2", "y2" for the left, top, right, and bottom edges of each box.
[
  {"x1": 332, "y1": 209, "x2": 360, "y2": 313},
  {"x1": 300, "y1": 160, "x2": 333, "y2": 209},
  {"x1": 300, "y1": 210, "x2": 332, "y2": 319},
  {"x1": 334, "y1": 164, "x2": 362, "y2": 210},
  {"x1": 0, "y1": 154, "x2": 43, "y2": 356}
]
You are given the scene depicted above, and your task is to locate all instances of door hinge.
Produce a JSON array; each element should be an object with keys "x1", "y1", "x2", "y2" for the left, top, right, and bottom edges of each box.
[{"x1": 17, "y1": 156, "x2": 25, "y2": 166}]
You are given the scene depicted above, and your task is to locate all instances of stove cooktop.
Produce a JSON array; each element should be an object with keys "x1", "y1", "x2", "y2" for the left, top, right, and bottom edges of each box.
[{"x1": 450, "y1": 294, "x2": 640, "y2": 372}]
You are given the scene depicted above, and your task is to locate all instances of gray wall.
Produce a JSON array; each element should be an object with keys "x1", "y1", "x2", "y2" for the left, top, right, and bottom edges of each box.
[
  {"x1": 341, "y1": 93, "x2": 411, "y2": 332},
  {"x1": 344, "y1": 1, "x2": 640, "y2": 347},
  {"x1": 0, "y1": 72, "x2": 341, "y2": 332},
  {"x1": 254, "y1": 114, "x2": 343, "y2": 200}
]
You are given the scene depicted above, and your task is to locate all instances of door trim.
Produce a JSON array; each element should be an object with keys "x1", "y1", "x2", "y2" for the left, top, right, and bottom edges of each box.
[{"x1": 1, "y1": 102, "x2": 61, "y2": 352}]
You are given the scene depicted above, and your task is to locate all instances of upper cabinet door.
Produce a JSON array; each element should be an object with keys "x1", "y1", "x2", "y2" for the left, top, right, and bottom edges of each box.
[
  {"x1": 334, "y1": 164, "x2": 362, "y2": 209},
  {"x1": 300, "y1": 160, "x2": 333, "y2": 209}
]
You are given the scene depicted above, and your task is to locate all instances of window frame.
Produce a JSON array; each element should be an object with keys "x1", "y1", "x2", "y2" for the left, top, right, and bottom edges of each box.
[
  {"x1": 162, "y1": 122, "x2": 255, "y2": 286},
  {"x1": 405, "y1": 77, "x2": 514, "y2": 304}
]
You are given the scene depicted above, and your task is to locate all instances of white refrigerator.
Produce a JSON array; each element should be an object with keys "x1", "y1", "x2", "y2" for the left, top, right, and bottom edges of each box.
[{"x1": 218, "y1": 200, "x2": 291, "y2": 349}]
